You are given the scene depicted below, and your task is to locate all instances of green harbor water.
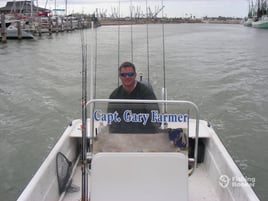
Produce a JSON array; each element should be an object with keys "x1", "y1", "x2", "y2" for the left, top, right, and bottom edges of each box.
[{"x1": 0, "y1": 23, "x2": 267, "y2": 200}]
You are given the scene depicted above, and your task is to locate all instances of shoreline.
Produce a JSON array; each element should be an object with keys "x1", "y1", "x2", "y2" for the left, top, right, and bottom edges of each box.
[{"x1": 98, "y1": 17, "x2": 243, "y2": 26}]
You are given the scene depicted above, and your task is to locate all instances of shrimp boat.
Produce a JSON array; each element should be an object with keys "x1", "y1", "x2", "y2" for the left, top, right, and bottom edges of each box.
[{"x1": 17, "y1": 6, "x2": 260, "y2": 201}]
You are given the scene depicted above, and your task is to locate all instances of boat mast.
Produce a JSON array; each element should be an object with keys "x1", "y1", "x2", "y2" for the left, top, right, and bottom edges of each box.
[
  {"x1": 45, "y1": 0, "x2": 48, "y2": 9},
  {"x1": 31, "y1": 0, "x2": 33, "y2": 18},
  {"x1": 54, "y1": 0, "x2": 57, "y2": 15},
  {"x1": 65, "y1": 0, "x2": 67, "y2": 15}
]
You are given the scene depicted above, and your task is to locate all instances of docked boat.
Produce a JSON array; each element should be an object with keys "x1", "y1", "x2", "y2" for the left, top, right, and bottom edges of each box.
[
  {"x1": 244, "y1": 18, "x2": 253, "y2": 27},
  {"x1": 252, "y1": 15, "x2": 268, "y2": 28},
  {"x1": 244, "y1": 0, "x2": 254, "y2": 27},
  {"x1": 250, "y1": 0, "x2": 268, "y2": 29},
  {"x1": 0, "y1": 21, "x2": 34, "y2": 39}
]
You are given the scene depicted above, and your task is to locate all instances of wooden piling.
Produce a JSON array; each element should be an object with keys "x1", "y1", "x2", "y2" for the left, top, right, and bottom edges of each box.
[
  {"x1": 37, "y1": 17, "x2": 42, "y2": 36},
  {"x1": 17, "y1": 20, "x2": 22, "y2": 40},
  {"x1": 1, "y1": 14, "x2": 7, "y2": 43},
  {"x1": 48, "y1": 15, "x2": 52, "y2": 35},
  {"x1": 61, "y1": 17, "x2": 64, "y2": 32},
  {"x1": 37, "y1": 24, "x2": 42, "y2": 36},
  {"x1": 55, "y1": 16, "x2": 59, "y2": 33}
]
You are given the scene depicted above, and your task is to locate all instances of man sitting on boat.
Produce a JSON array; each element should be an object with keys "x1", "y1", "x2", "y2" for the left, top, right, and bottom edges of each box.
[{"x1": 107, "y1": 61, "x2": 160, "y2": 133}]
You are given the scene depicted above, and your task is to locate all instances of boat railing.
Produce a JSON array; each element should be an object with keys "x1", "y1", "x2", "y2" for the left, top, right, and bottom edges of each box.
[{"x1": 86, "y1": 99, "x2": 200, "y2": 172}]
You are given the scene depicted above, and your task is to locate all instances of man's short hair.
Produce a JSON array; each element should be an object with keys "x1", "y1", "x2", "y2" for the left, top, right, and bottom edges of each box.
[{"x1": 119, "y1": 61, "x2": 136, "y2": 72}]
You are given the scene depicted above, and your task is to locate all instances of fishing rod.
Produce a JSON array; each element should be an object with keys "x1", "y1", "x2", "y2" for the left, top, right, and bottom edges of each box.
[
  {"x1": 161, "y1": 0, "x2": 167, "y2": 113},
  {"x1": 146, "y1": 0, "x2": 150, "y2": 84},
  {"x1": 80, "y1": 26, "x2": 88, "y2": 201},
  {"x1": 90, "y1": 21, "x2": 96, "y2": 104},
  {"x1": 94, "y1": 22, "x2": 98, "y2": 98},
  {"x1": 81, "y1": 19, "x2": 98, "y2": 201},
  {"x1": 80, "y1": 20, "x2": 97, "y2": 201},
  {"x1": 130, "y1": 0, "x2": 134, "y2": 63},
  {"x1": 117, "y1": 0, "x2": 121, "y2": 87}
]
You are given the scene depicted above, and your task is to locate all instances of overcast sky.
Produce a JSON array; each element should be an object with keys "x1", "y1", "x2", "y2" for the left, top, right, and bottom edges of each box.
[{"x1": 0, "y1": 0, "x2": 248, "y2": 18}]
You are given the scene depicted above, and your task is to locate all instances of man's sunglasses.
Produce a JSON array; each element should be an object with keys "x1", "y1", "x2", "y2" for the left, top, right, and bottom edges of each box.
[{"x1": 120, "y1": 72, "x2": 135, "y2": 77}]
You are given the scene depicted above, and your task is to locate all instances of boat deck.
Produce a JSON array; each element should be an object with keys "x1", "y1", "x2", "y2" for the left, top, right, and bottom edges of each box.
[
  {"x1": 63, "y1": 119, "x2": 219, "y2": 201},
  {"x1": 62, "y1": 161, "x2": 220, "y2": 201},
  {"x1": 17, "y1": 118, "x2": 259, "y2": 201}
]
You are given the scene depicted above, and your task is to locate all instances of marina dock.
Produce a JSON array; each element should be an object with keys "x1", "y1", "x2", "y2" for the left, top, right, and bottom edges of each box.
[{"x1": 0, "y1": 13, "x2": 99, "y2": 43}]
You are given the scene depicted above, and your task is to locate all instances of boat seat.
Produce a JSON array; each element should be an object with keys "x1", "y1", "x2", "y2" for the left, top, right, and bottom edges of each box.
[{"x1": 90, "y1": 152, "x2": 188, "y2": 201}]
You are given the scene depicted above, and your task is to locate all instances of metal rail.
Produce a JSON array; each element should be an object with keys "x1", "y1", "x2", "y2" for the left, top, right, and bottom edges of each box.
[{"x1": 86, "y1": 99, "x2": 200, "y2": 171}]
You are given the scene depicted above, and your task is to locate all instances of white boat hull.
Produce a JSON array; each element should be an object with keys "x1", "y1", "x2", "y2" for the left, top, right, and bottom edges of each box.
[
  {"x1": 0, "y1": 25, "x2": 34, "y2": 39},
  {"x1": 244, "y1": 19, "x2": 253, "y2": 27},
  {"x1": 17, "y1": 118, "x2": 259, "y2": 201},
  {"x1": 17, "y1": 120, "x2": 80, "y2": 201}
]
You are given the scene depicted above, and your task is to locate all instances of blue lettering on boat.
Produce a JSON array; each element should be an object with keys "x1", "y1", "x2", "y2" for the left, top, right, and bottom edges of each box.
[
  {"x1": 151, "y1": 110, "x2": 188, "y2": 123},
  {"x1": 93, "y1": 109, "x2": 121, "y2": 125}
]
